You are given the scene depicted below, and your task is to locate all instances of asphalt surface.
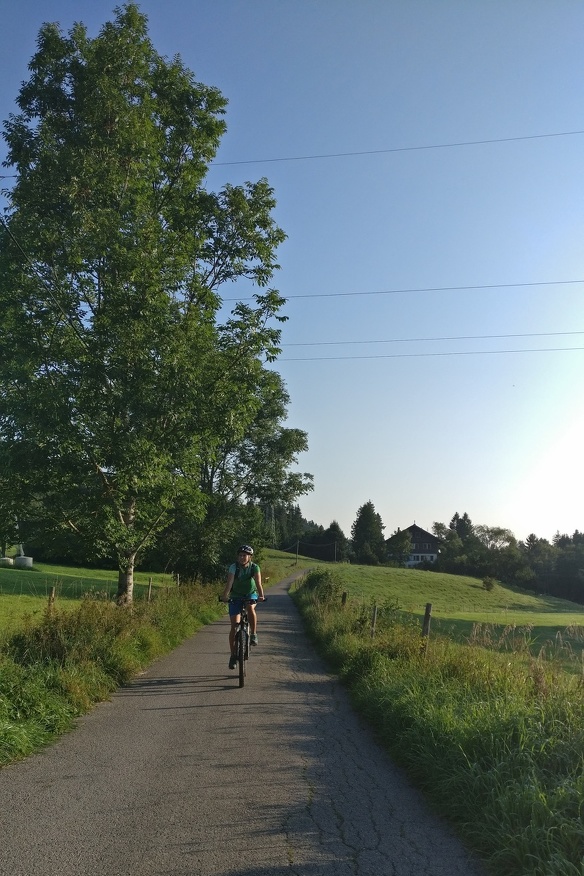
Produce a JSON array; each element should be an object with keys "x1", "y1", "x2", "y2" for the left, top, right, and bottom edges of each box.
[{"x1": 0, "y1": 571, "x2": 486, "y2": 876}]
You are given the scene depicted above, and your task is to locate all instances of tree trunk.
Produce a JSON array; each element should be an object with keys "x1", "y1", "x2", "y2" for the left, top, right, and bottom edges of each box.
[{"x1": 116, "y1": 554, "x2": 136, "y2": 605}]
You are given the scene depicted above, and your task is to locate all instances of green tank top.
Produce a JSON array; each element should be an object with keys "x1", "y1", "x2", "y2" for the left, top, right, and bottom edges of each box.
[{"x1": 229, "y1": 562, "x2": 260, "y2": 598}]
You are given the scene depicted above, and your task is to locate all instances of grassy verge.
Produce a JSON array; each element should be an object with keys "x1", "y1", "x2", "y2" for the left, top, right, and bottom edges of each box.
[
  {"x1": 0, "y1": 586, "x2": 223, "y2": 766},
  {"x1": 292, "y1": 568, "x2": 584, "y2": 876}
]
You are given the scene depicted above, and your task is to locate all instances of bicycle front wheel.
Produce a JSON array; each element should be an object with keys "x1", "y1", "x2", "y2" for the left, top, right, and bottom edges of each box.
[{"x1": 237, "y1": 630, "x2": 247, "y2": 688}]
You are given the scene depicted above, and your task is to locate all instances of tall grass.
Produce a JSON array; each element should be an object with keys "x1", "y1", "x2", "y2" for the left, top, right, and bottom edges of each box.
[
  {"x1": 0, "y1": 586, "x2": 223, "y2": 765},
  {"x1": 293, "y1": 568, "x2": 584, "y2": 876}
]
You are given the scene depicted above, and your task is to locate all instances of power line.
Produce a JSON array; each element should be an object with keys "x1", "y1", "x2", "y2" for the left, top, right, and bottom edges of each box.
[
  {"x1": 213, "y1": 129, "x2": 584, "y2": 167},
  {"x1": 279, "y1": 346, "x2": 584, "y2": 362},
  {"x1": 282, "y1": 330, "x2": 584, "y2": 348},
  {"x1": 223, "y1": 278, "x2": 584, "y2": 302},
  {"x1": 3, "y1": 129, "x2": 583, "y2": 178}
]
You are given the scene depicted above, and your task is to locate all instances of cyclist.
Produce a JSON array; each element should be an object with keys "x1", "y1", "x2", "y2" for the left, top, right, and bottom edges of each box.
[{"x1": 221, "y1": 544, "x2": 265, "y2": 670}]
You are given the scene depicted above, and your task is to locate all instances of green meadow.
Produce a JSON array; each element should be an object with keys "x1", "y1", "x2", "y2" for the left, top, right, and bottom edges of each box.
[
  {"x1": 0, "y1": 563, "x2": 175, "y2": 637},
  {"x1": 323, "y1": 563, "x2": 584, "y2": 671},
  {"x1": 4, "y1": 554, "x2": 583, "y2": 655}
]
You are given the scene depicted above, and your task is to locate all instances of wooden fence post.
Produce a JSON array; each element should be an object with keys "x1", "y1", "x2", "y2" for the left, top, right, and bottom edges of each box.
[
  {"x1": 421, "y1": 602, "x2": 432, "y2": 654},
  {"x1": 147, "y1": 577, "x2": 153, "y2": 603},
  {"x1": 371, "y1": 603, "x2": 378, "y2": 638},
  {"x1": 47, "y1": 586, "x2": 56, "y2": 612}
]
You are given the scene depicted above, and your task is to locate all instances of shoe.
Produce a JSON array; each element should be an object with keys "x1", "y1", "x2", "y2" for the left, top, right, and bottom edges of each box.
[
  {"x1": 250, "y1": 634, "x2": 258, "y2": 646},
  {"x1": 229, "y1": 654, "x2": 237, "y2": 669}
]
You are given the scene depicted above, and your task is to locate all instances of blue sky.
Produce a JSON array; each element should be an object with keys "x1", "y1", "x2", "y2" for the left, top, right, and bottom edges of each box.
[{"x1": 1, "y1": 1, "x2": 584, "y2": 543}]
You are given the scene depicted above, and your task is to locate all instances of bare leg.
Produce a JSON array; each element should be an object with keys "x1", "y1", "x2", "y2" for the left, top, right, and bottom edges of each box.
[{"x1": 229, "y1": 615, "x2": 240, "y2": 654}]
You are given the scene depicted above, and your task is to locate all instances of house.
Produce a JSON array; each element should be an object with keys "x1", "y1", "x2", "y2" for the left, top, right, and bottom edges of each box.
[{"x1": 401, "y1": 523, "x2": 441, "y2": 567}]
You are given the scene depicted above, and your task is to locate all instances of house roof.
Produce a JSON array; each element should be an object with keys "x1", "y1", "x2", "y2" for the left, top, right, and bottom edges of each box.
[
  {"x1": 404, "y1": 523, "x2": 438, "y2": 541},
  {"x1": 386, "y1": 523, "x2": 442, "y2": 546}
]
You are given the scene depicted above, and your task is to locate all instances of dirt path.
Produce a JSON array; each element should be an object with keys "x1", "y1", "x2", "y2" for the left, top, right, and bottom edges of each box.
[{"x1": 0, "y1": 572, "x2": 486, "y2": 876}]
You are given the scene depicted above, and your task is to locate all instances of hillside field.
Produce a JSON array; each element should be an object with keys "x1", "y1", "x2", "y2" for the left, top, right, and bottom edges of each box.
[{"x1": 292, "y1": 560, "x2": 584, "y2": 672}]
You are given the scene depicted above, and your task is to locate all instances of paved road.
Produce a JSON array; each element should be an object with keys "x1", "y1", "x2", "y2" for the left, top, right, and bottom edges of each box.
[{"x1": 0, "y1": 572, "x2": 486, "y2": 876}]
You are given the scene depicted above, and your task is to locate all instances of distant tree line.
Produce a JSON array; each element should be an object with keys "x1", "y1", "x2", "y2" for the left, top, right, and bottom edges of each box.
[
  {"x1": 273, "y1": 500, "x2": 384, "y2": 565},
  {"x1": 274, "y1": 504, "x2": 584, "y2": 606},
  {"x1": 432, "y1": 512, "x2": 584, "y2": 604}
]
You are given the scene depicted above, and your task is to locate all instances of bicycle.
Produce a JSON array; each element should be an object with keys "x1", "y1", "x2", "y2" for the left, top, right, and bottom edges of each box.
[{"x1": 220, "y1": 596, "x2": 267, "y2": 687}]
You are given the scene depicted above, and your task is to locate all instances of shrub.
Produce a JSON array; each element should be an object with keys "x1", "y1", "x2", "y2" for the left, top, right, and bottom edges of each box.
[{"x1": 302, "y1": 568, "x2": 344, "y2": 604}]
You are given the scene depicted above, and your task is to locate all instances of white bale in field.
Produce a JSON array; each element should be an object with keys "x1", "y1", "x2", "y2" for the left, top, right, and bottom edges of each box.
[{"x1": 14, "y1": 556, "x2": 33, "y2": 568}]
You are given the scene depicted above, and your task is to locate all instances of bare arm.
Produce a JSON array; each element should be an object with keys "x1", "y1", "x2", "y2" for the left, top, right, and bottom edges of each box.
[{"x1": 254, "y1": 568, "x2": 264, "y2": 599}]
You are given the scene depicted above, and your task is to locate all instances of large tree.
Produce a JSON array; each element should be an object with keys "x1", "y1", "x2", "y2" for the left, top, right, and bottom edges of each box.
[{"x1": 0, "y1": 4, "x2": 310, "y2": 601}]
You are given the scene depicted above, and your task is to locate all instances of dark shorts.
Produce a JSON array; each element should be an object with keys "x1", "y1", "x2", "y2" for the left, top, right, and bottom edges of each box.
[{"x1": 228, "y1": 596, "x2": 258, "y2": 617}]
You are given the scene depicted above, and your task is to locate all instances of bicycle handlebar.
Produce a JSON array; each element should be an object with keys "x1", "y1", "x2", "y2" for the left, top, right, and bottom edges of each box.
[{"x1": 218, "y1": 596, "x2": 268, "y2": 604}]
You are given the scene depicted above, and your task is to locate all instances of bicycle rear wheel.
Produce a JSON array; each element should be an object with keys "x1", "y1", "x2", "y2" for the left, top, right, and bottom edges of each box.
[{"x1": 237, "y1": 629, "x2": 247, "y2": 688}]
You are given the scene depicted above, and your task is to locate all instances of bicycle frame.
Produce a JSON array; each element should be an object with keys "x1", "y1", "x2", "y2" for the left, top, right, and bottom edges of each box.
[
  {"x1": 225, "y1": 597, "x2": 266, "y2": 688},
  {"x1": 234, "y1": 600, "x2": 251, "y2": 687}
]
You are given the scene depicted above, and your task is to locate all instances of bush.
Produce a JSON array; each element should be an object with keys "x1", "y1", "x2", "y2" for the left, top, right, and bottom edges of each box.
[{"x1": 302, "y1": 568, "x2": 344, "y2": 604}]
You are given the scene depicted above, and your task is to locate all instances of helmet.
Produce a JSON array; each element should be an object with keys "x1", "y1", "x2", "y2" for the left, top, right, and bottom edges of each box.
[{"x1": 238, "y1": 544, "x2": 254, "y2": 555}]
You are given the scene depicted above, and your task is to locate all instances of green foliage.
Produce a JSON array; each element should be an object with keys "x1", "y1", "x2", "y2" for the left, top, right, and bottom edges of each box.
[
  {"x1": 288, "y1": 518, "x2": 349, "y2": 562},
  {"x1": 292, "y1": 572, "x2": 584, "y2": 876},
  {"x1": 386, "y1": 527, "x2": 413, "y2": 566},
  {"x1": 350, "y1": 500, "x2": 386, "y2": 565},
  {"x1": 143, "y1": 497, "x2": 270, "y2": 583},
  {"x1": 302, "y1": 568, "x2": 344, "y2": 603},
  {"x1": 0, "y1": 657, "x2": 82, "y2": 762},
  {"x1": 434, "y1": 515, "x2": 584, "y2": 605}
]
